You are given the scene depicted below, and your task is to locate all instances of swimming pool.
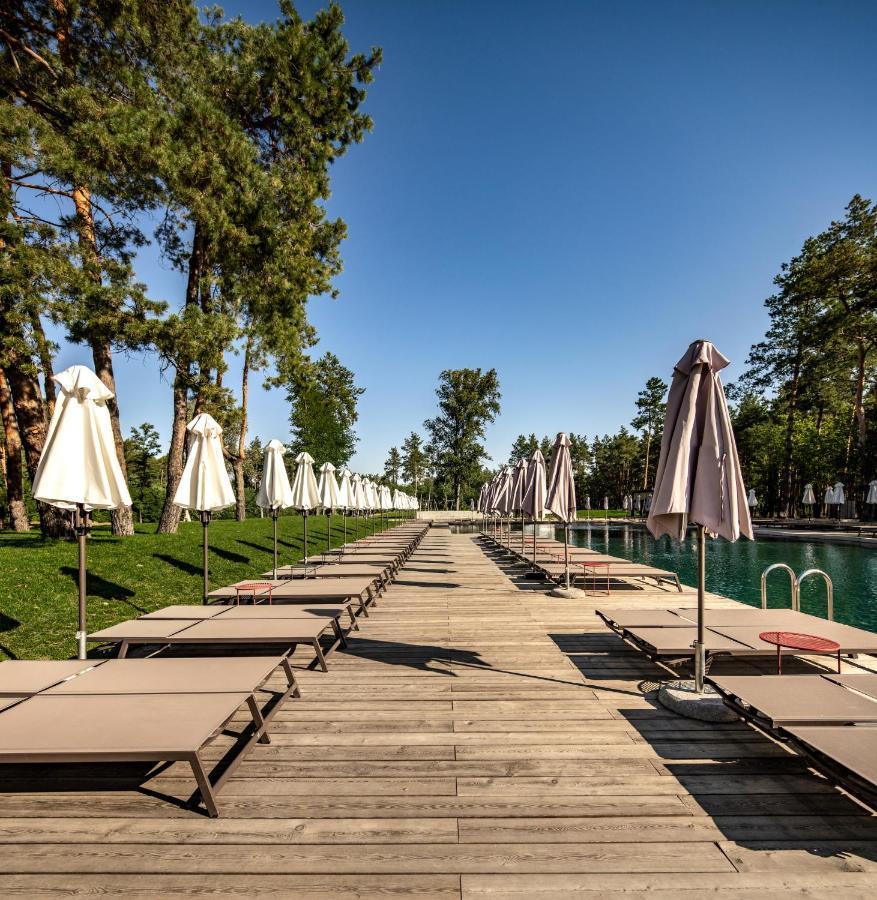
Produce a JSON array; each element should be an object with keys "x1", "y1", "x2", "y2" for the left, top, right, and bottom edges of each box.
[{"x1": 564, "y1": 524, "x2": 877, "y2": 633}]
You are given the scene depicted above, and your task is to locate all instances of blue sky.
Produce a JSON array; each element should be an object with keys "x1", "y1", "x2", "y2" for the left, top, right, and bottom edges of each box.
[{"x1": 46, "y1": 0, "x2": 877, "y2": 472}]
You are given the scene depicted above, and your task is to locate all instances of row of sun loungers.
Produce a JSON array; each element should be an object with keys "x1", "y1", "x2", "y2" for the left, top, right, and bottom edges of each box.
[
  {"x1": 0, "y1": 521, "x2": 429, "y2": 817},
  {"x1": 481, "y1": 532, "x2": 683, "y2": 592}
]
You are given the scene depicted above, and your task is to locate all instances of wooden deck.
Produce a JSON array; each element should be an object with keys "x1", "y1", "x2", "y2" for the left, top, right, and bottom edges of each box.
[{"x1": 3, "y1": 528, "x2": 877, "y2": 897}]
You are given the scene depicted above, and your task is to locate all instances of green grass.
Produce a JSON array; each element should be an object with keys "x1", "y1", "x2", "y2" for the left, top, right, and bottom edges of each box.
[
  {"x1": 0, "y1": 513, "x2": 396, "y2": 661},
  {"x1": 575, "y1": 509, "x2": 635, "y2": 519}
]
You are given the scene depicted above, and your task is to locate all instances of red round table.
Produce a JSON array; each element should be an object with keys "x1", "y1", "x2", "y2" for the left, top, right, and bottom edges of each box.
[{"x1": 759, "y1": 631, "x2": 841, "y2": 674}]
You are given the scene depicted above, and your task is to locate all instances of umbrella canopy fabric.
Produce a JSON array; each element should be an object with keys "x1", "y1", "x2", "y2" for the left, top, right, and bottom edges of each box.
[
  {"x1": 318, "y1": 462, "x2": 341, "y2": 510},
  {"x1": 351, "y1": 474, "x2": 366, "y2": 511},
  {"x1": 256, "y1": 440, "x2": 293, "y2": 510},
  {"x1": 521, "y1": 449, "x2": 547, "y2": 520},
  {"x1": 336, "y1": 468, "x2": 354, "y2": 509},
  {"x1": 833, "y1": 482, "x2": 846, "y2": 506},
  {"x1": 545, "y1": 433, "x2": 576, "y2": 523},
  {"x1": 802, "y1": 484, "x2": 816, "y2": 505},
  {"x1": 477, "y1": 483, "x2": 488, "y2": 513},
  {"x1": 824, "y1": 485, "x2": 836, "y2": 505},
  {"x1": 647, "y1": 340, "x2": 752, "y2": 542},
  {"x1": 173, "y1": 414, "x2": 235, "y2": 512},
  {"x1": 867, "y1": 481, "x2": 877, "y2": 505},
  {"x1": 365, "y1": 479, "x2": 379, "y2": 511},
  {"x1": 510, "y1": 458, "x2": 529, "y2": 513},
  {"x1": 379, "y1": 484, "x2": 392, "y2": 511},
  {"x1": 492, "y1": 467, "x2": 513, "y2": 515},
  {"x1": 602, "y1": 496, "x2": 609, "y2": 510},
  {"x1": 747, "y1": 489, "x2": 757, "y2": 508},
  {"x1": 32, "y1": 365, "x2": 132, "y2": 511},
  {"x1": 289, "y1": 452, "x2": 321, "y2": 511},
  {"x1": 584, "y1": 495, "x2": 591, "y2": 510}
]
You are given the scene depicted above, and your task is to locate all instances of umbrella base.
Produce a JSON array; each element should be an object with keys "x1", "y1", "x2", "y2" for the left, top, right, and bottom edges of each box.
[
  {"x1": 523, "y1": 571, "x2": 545, "y2": 581},
  {"x1": 657, "y1": 679, "x2": 738, "y2": 723},
  {"x1": 549, "y1": 586, "x2": 587, "y2": 599}
]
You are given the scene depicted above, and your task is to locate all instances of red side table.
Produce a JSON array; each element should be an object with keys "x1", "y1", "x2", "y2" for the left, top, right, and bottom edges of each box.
[
  {"x1": 234, "y1": 582, "x2": 274, "y2": 606},
  {"x1": 758, "y1": 631, "x2": 841, "y2": 674}
]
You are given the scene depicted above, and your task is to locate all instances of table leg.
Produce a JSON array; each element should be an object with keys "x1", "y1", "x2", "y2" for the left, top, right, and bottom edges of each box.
[{"x1": 777, "y1": 643, "x2": 782, "y2": 675}]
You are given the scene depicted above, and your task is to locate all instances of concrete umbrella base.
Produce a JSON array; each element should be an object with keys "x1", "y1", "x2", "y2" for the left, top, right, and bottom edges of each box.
[
  {"x1": 657, "y1": 679, "x2": 739, "y2": 723},
  {"x1": 549, "y1": 585, "x2": 587, "y2": 599}
]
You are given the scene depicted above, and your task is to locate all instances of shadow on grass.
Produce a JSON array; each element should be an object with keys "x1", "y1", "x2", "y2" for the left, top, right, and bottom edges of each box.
[
  {"x1": 210, "y1": 546, "x2": 250, "y2": 565},
  {"x1": 153, "y1": 553, "x2": 201, "y2": 577},
  {"x1": 59, "y1": 566, "x2": 142, "y2": 612},
  {"x1": 236, "y1": 539, "x2": 274, "y2": 555},
  {"x1": 0, "y1": 611, "x2": 21, "y2": 633}
]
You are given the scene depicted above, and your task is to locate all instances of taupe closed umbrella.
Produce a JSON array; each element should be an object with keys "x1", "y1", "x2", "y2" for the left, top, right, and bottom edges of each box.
[
  {"x1": 521, "y1": 448, "x2": 547, "y2": 567},
  {"x1": 647, "y1": 339, "x2": 752, "y2": 692},
  {"x1": 493, "y1": 466, "x2": 513, "y2": 539},
  {"x1": 545, "y1": 433, "x2": 577, "y2": 592},
  {"x1": 510, "y1": 458, "x2": 529, "y2": 550}
]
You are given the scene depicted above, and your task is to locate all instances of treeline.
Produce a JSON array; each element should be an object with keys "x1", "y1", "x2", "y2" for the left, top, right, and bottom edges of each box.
[
  {"x1": 1, "y1": 1, "x2": 379, "y2": 534},
  {"x1": 729, "y1": 195, "x2": 877, "y2": 517}
]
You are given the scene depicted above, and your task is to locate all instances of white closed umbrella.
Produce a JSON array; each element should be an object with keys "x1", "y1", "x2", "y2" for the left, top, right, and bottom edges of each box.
[
  {"x1": 290, "y1": 451, "x2": 321, "y2": 562},
  {"x1": 747, "y1": 489, "x2": 758, "y2": 509},
  {"x1": 318, "y1": 462, "x2": 341, "y2": 552},
  {"x1": 510, "y1": 458, "x2": 529, "y2": 549},
  {"x1": 336, "y1": 467, "x2": 354, "y2": 543},
  {"x1": 173, "y1": 413, "x2": 236, "y2": 603},
  {"x1": 522, "y1": 449, "x2": 547, "y2": 567},
  {"x1": 545, "y1": 433, "x2": 577, "y2": 592},
  {"x1": 32, "y1": 365, "x2": 133, "y2": 658},
  {"x1": 256, "y1": 439, "x2": 293, "y2": 577},
  {"x1": 647, "y1": 340, "x2": 752, "y2": 693},
  {"x1": 802, "y1": 483, "x2": 816, "y2": 505},
  {"x1": 363, "y1": 478, "x2": 377, "y2": 534},
  {"x1": 833, "y1": 482, "x2": 845, "y2": 519},
  {"x1": 351, "y1": 473, "x2": 367, "y2": 541},
  {"x1": 867, "y1": 481, "x2": 877, "y2": 505}
]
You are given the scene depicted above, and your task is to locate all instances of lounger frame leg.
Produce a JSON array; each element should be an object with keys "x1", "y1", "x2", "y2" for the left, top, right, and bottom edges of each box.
[
  {"x1": 281, "y1": 656, "x2": 301, "y2": 698},
  {"x1": 312, "y1": 638, "x2": 329, "y2": 672},
  {"x1": 189, "y1": 751, "x2": 220, "y2": 818},
  {"x1": 246, "y1": 694, "x2": 271, "y2": 744}
]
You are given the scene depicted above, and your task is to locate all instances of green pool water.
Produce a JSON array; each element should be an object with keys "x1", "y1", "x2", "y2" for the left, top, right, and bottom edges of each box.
[{"x1": 563, "y1": 524, "x2": 877, "y2": 633}]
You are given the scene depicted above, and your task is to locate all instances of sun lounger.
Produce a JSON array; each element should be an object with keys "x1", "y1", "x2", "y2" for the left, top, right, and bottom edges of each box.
[
  {"x1": 141, "y1": 600, "x2": 359, "y2": 630},
  {"x1": 780, "y1": 725, "x2": 877, "y2": 809},
  {"x1": 596, "y1": 609, "x2": 693, "y2": 630},
  {"x1": 708, "y1": 674, "x2": 877, "y2": 726},
  {"x1": 87, "y1": 615, "x2": 344, "y2": 672},
  {"x1": 539, "y1": 560, "x2": 682, "y2": 592},
  {"x1": 0, "y1": 660, "x2": 105, "y2": 697},
  {"x1": 208, "y1": 576, "x2": 376, "y2": 618},
  {"x1": 0, "y1": 655, "x2": 298, "y2": 816}
]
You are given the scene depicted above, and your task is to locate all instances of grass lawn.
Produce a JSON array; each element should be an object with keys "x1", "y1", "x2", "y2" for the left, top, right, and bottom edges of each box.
[{"x1": 0, "y1": 513, "x2": 392, "y2": 661}]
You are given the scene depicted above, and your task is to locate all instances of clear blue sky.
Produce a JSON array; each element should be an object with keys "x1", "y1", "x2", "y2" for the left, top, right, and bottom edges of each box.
[{"x1": 46, "y1": 0, "x2": 877, "y2": 473}]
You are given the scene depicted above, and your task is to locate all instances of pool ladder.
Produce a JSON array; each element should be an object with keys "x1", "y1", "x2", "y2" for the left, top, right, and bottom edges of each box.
[{"x1": 760, "y1": 563, "x2": 834, "y2": 620}]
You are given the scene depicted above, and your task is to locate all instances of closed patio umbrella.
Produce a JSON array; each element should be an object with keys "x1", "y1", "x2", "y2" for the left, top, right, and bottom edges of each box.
[
  {"x1": 336, "y1": 467, "x2": 354, "y2": 543},
  {"x1": 290, "y1": 451, "x2": 320, "y2": 563},
  {"x1": 318, "y1": 462, "x2": 341, "y2": 552},
  {"x1": 256, "y1": 439, "x2": 293, "y2": 578},
  {"x1": 802, "y1": 483, "x2": 816, "y2": 506},
  {"x1": 867, "y1": 481, "x2": 877, "y2": 505},
  {"x1": 833, "y1": 482, "x2": 845, "y2": 519},
  {"x1": 351, "y1": 473, "x2": 367, "y2": 540},
  {"x1": 173, "y1": 413, "x2": 236, "y2": 604},
  {"x1": 522, "y1": 448, "x2": 547, "y2": 567},
  {"x1": 545, "y1": 433, "x2": 579, "y2": 595},
  {"x1": 32, "y1": 365, "x2": 133, "y2": 658},
  {"x1": 747, "y1": 489, "x2": 758, "y2": 510},
  {"x1": 647, "y1": 339, "x2": 752, "y2": 693},
  {"x1": 492, "y1": 467, "x2": 513, "y2": 540},
  {"x1": 510, "y1": 458, "x2": 529, "y2": 550}
]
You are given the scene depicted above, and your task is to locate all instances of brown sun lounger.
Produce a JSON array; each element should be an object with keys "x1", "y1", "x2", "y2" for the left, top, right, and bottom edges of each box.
[
  {"x1": 208, "y1": 576, "x2": 376, "y2": 618},
  {"x1": 825, "y1": 673, "x2": 877, "y2": 701},
  {"x1": 0, "y1": 655, "x2": 298, "y2": 816},
  {"x1": 539, "y1": 560, "x2": 682, "y2": 592},
  {"x1": 596, "y1": 609, "x2": 693, "y2": 631},
  {"x1": 87, "y1": 616, "x2": 343, "y2": 672},
  {"x1": 141, "y1": 600, "x2": 358, "y2": 631},
  {"x1": 0, "y1": 660, "x2": 105, "y2": 697},
  {"x1": 708, "y1": 674, "x2": 877, "y2": 726}
]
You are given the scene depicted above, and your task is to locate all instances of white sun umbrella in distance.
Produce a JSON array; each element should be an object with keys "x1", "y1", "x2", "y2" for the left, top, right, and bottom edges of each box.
[
  {"x1": 545, "y1": 433, "x2": 578, "y2": 594},
  {"x1": 337, "y1": 467, "x2": 354, "y2": 543},
  {"x1": 647, "y1": 339, "x2": 752, "y2": 695},
  {"x1": 492, "y1": 467, "x2": 513, "y2": 541},
  {"x1": 31, "y1": 365, "x2": 133, "y2": 658},
  {"x1": 364, "y1": 478, "x2": 379, "y2": 533},
  {"x1": 867, "y1": 481, "x2": 877, "y2": 505},
  {"x1": 521, "y1": 449, "x2": 547, "y2": 568},
  {"x1": 823, "y1": 485, "x2": 836, "y2": 517},
  {"x1": 802, "y1": 483, "x2": 816, "y2": 506},
  {"x1": 290, "y1": 451, "x2": 321, "y2": 563},
  {"x1": 747, "y1": 489, "x2": 758, "y2": 511},
  {"x1": 172, "y1": 413, "x2": 236, "y2": 604},
  {"x1": 318, "y1": 462, "x2": 341, "y2": 553},
  {"x1": 833, "y1": 482, "x2": 846, "y2": 518},
  {"x1": 379, "y1": 483, "x2": 392, "y2": 529},
  {"x1": 351, "y1": 473, "x2": 367, "y2": 541},
  {"x1": 256, "y1": 439, "x2": 293, "y2": 577}
]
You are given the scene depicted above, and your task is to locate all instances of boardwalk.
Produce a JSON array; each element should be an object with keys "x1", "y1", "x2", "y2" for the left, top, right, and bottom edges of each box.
[{"x1": 3, "y1": 528, "x2": 877, "y2": 897}]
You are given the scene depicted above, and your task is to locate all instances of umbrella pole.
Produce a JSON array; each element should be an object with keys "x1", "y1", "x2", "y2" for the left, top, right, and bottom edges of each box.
[
  {"x1": 694, "y1": 524, "x2": 706, "y2": 692},
  {"x1": 201, "y1": 511, "x2": 211, "y2": 605},
  {"x1": 564, "y1": 523, "x2": 571, "y2": 590},
  {"x1": 272, "y1": 509, "x2": 278, "y2": 580},
  {"x1": 303, "y1": 511, "x2": 309, "y2": 564},
  {"x1": 75, "y1": 505, "x2": 89, "y2": 660},
  {"x1": 327, "y1": 511, "x2": 331, "y2": 553}
]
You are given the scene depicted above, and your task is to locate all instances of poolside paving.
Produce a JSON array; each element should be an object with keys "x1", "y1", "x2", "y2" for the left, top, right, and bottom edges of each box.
[{"x1": 2, "y1": 528, "x2": 877, "y2": 897}]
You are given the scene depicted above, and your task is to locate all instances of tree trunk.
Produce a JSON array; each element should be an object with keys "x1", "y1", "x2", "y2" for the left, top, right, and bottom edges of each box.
[
  {"x1": 853, "y1": 339, "x2": 868, "y2": 479},
  {"x1": 157, "y1": 375, "x2": 188, "y2": 533},
  {"x1": 780, "y1": 359, "x2": 800, "y2": 518},
  {"x1": 0, "y1": 368, "x2": 30, "y2": 531},
  {"x1": 641, "y1": 431, "x2": 652, "y2": 490},
  {"x1": 30, "y1": 313, "x2": 56, "y2": 420},
  {"x1": 70, "y1": 184, "x2": 135, "y2": 536},
  {"x1": 234, "y1": 336, "x2": 251, "y2": 521}
]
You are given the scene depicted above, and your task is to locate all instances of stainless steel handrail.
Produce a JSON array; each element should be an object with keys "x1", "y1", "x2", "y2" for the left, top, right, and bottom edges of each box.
[
  {"x1": 797, "y1": 568, "x2": 834, "y2": 621},
  {"x1": 761, "y1": 563, "x2": 798, "y2": 610}
]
